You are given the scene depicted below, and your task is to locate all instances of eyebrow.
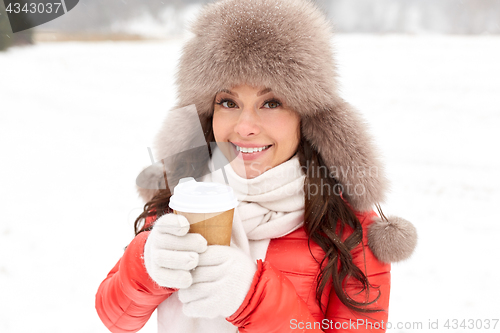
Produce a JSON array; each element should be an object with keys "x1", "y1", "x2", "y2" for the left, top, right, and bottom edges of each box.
[
  {"x1": 218, "y1": 87, "x2": 272, "y2": 97},
  {"x1": 257, "y1": 87, "x2": 272, "y2": 96}
]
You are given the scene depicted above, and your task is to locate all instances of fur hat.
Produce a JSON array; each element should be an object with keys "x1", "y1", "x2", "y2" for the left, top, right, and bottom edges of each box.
[{"x1": 138, "y1": 0, "x2": 417, "y2": 263}]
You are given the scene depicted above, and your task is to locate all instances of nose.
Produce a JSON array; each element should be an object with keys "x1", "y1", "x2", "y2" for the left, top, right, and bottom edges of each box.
[{"x1": 234, "y1": 106, "x2": 260, "y2": 137}]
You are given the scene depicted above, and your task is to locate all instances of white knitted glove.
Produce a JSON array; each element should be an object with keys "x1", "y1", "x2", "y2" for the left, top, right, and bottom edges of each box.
[
  {"x1": 178, "y1": 245, "x2": 257, "y2": 318},
  {"x1": 143, "y1": 214, "x2": 208, "y2": 289}
]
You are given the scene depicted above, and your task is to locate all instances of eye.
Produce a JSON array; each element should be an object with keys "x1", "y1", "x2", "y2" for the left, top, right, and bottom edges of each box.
[
  {"x1": 215, "y1": 98, "x2": 238, "y2": 109},
  {"x1": 263, "y1": 99, "x2": 281, "y2": 109}
]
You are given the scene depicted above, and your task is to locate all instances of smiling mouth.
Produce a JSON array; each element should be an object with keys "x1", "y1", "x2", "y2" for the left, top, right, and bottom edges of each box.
[{"x1": 232, "y1": 143, "x2": 272, "y2": 154}]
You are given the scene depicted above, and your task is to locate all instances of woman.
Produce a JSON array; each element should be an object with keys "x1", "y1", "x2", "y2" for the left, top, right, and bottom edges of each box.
[{"x1": 96, "y1": 0, "x2": 417, "y2": 332}]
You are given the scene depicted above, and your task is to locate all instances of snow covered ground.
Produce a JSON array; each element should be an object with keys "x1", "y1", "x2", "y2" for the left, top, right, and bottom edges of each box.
[{"x1": 1, "y1": 34, "x2": 499, "y2": 332}]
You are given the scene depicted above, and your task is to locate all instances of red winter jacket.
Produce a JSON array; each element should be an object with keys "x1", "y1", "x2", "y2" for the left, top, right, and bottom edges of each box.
[{"x1": 96, "y1": 211, "x2": 391, "y2": 332}]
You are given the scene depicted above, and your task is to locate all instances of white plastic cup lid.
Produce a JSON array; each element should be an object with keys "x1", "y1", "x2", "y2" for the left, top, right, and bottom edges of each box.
[{"x1": 169, "y1": 177, "x2": 238, "y2": 213}]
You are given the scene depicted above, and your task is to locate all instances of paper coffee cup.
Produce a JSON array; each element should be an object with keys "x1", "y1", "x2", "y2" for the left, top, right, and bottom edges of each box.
[{"x1": 169, "y1": 178, "x2": 238, "y2": 246}]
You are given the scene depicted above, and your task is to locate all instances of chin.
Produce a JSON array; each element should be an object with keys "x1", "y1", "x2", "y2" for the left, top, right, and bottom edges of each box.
[
  {"x1": 244, "y1": 170, "x2": 262, "y2": 179},
  {"x1": 229, "y1": 162, "x2": 262, "y2": 179}
]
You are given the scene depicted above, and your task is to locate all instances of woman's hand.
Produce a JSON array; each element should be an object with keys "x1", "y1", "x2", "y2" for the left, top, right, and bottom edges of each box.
[
  {"x1": 144, "y1": 214, "x2": 208, "y2": 289},
  {"x1": 178, "y1": 245, "x2": 257, "y2": 318}
]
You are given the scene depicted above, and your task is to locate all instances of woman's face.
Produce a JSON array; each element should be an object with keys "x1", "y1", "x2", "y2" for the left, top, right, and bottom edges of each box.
[{"x1": 213, "y1": 84, "x2": 301, "y2": 179}]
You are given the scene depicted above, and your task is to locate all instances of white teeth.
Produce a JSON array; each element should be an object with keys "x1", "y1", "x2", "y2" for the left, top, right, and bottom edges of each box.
[{"x1": 235, "y1": 145, "x2": 269, "y2": 153}]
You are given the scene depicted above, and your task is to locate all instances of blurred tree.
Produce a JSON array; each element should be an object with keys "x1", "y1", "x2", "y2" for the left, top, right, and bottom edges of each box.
[
  {"x1": 12, "y1": 0, "x2": 500, "y2": 35},
  {"x1": 0, "y1": 2, "x2": 13, "y2": 51},
  {"x1": 327, "y1": 0, "x2": 500, "y2": 34},
  {"x1": 0, "y1": 1, "x2": 33, "y2": 52}
]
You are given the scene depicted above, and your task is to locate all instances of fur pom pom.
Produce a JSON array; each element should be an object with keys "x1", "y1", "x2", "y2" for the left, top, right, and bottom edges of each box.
[
  {"x1": 136, "y1": 186, "x2": 157, "y2": 204},
  {"x1": 368, "y1": 216, "x2": 417, "y2": 263},
  {"x1": 136, "y1": 163, "x2": 165, "y2": 203}
]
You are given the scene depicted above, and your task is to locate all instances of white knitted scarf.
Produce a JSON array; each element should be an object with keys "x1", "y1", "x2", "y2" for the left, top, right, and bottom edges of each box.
[{"x1": 157, "y1": 152, "x2": 305, "y2": 333}]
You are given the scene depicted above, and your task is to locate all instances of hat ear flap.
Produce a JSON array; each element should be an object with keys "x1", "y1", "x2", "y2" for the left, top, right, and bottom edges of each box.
[{"x1": 301, "y1": 100, "x2": 388, "y2": 212}]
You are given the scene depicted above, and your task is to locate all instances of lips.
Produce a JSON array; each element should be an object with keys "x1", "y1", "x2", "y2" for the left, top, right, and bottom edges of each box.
[{"x1": 230, "y1": 142, "x2": 273, "y2": 160}]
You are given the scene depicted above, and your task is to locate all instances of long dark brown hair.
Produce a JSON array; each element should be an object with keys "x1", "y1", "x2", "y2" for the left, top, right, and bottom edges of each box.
[
  {"x1": 134, "y1": 115, "x2": 381, "y2": 314},
  {"x1": 296, "y1": 135, "x2": 381, "y2": 313}
]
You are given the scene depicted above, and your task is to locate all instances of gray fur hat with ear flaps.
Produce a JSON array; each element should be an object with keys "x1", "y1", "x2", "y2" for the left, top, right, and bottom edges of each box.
[{"x1": 138, "y1": 0, "x2": 417, "y2": 263}]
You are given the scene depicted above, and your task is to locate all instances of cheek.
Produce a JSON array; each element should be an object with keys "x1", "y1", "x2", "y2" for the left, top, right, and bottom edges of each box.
[
  {"x1": 273, "y1": 115, "x2": 301, "y2": 149},
  {"x1": 285, "y1": 126, "x2": 300, "y2": 154},
  {"x1": 212, "y1": 112, "x2": 228, "y2": 142},
  {"x1": 293, "y1": 120, "x2": 301, "y2": 146}
]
